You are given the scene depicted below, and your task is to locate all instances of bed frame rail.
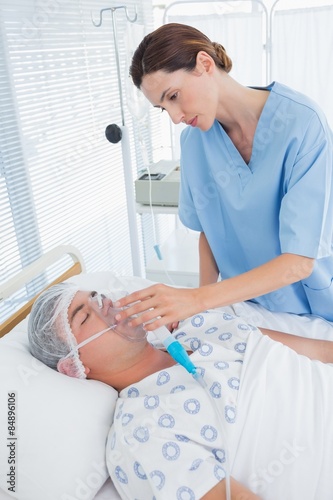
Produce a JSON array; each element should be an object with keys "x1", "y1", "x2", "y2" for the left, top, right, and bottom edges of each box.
[{"x1": 0, "y1": 245, "x2": 85, "y2": 338}]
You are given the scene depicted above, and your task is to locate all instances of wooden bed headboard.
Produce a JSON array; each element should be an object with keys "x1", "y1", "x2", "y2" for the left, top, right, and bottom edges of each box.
[{"x1": 0, "y1": 245, "x2": 85, "y2": 338}]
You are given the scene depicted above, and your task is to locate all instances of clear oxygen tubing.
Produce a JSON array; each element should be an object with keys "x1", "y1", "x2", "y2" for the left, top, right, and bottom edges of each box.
[
  {"x1": 125, "y1": 46, "x2": 177, "y2": 285},
  {"x1": 154, "y1": 325, "x2": 232, "y2": 500},
  {"x1": 138, "y1": 135, "x2": 162, "y2": 258},
  {"x1": 137, "y1": 135, "x2": 177, "y2": 286}
]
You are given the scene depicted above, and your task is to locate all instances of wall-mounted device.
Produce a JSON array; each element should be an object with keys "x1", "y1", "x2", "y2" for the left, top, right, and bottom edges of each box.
[{"x1": 135, "y1": 159, "x2": 180, "y2": 206}]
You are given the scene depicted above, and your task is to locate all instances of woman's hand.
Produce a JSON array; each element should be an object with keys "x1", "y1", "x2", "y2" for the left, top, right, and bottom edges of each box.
[
  {"x1": 167, "y1": 320, "x2": 179, "y2": 332},
  {"x1": 114, "y1": 284, "x2": 202, "y2": 331}
]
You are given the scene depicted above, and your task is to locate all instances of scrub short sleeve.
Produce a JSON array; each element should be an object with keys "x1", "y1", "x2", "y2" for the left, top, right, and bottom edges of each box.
[
  {"x1": 280, "y1": 114, "x2": 333, "y2": 259},
  {"x1": 178, "y1": 128, "x2": 203, "y2": 232}
]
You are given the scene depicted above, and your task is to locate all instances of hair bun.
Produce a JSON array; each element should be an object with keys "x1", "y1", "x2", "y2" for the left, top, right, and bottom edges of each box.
[{"x1": 212, "y1": 42, "x2": 232, "y2": 73}]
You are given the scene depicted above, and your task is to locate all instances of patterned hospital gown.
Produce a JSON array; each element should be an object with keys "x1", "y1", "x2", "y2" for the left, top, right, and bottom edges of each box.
[{"x1": 106, "y1": 310, "x2": 258, "y2": 500}]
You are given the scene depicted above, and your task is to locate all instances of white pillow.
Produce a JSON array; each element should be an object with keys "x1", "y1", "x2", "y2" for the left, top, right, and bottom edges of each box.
[{"x1": 0, "y1": 271, "x2": 155, "y2": 500}]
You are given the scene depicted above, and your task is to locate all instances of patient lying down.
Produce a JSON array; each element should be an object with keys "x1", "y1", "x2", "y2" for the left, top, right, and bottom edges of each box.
[{"x1": 28, "y1": 282, "x2": 333, "y2": 500}]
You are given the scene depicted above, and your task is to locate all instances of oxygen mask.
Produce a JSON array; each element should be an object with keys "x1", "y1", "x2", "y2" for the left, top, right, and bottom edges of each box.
[{"x1": 89, "y1": 291, "x2": 147, "y2": 343}]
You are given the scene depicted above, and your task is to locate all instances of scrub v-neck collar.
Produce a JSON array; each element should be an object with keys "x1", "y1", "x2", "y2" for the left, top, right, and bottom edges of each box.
[{"x1": 217, "y1": 82, "x2": 275, "y2": 174}]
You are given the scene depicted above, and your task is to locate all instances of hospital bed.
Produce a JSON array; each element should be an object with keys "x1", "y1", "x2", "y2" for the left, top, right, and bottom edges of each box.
[{"x1": 1, "y1": 245, "x2": 333, "y2": 500}]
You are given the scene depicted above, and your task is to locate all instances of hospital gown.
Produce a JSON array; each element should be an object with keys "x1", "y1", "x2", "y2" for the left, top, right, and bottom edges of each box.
[
  {"x1": 179, "y1": 82, "x2": 333, "y2": 320},
  {"x1": 106, "y1": 310, "x2": 333, "y2": 500},
  {"x1": 107, "y1": 311, "x2": 251, "y2": 499}
]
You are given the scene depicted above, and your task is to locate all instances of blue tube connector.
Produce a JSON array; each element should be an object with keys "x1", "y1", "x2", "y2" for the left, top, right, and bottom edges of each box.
[
  {"x1": 164, "y1": 335, "x2": 196, "y2": 374},
  {"x1": 161, "y1": 332, "x2": 207, "y2": 387},
  {"x1": 154, "y1": 244, "x2": 163, "y2": 260}
]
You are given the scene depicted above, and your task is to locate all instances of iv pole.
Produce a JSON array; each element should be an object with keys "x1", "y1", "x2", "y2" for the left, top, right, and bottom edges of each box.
[{"x1": 92, "y1": 6, "x2": 143, "y2": 277}]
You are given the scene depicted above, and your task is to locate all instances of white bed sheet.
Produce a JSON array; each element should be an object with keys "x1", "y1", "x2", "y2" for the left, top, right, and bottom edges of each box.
[
  {"x1": 0, "y1": 482, "x2": 119, "y2": 500},
  {"x1": 230, "y1": 299, "x2": 333, "y2": 340},
  {"x1": 95, "y1": 478, "x2": 120, "y2": 499},
  {"x1": 232, "y1": 327, "x2": 333, "y2": 499}
]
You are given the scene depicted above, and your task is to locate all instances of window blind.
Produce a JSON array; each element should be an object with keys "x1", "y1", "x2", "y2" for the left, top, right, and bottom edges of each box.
[{"x1": 0, "y1": 0, "x2": 156, "y2": 322}]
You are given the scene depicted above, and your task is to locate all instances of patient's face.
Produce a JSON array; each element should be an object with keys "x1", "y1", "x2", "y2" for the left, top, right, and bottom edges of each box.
[
  {"x1": 67, "y1": 290, "x2": 147, "y2": 374},
  {"x1": 68, "y1": 291, "x2": 109, "y2": 342}
]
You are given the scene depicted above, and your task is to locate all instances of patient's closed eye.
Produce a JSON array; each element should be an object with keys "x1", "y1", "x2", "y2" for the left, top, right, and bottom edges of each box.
[{"x1": 81, "y1": 313, "x2": 89, "y2": 325}]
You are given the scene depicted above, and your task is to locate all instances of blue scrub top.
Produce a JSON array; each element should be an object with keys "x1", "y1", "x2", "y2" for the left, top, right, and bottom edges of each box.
[{"x1": 179, "y1": 82, "x2": 333, "y2": 321}]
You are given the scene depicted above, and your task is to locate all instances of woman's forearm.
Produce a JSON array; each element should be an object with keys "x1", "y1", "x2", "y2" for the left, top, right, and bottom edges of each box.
[
  {"x1": 201, "y1": 477, "x2": 261, "y2": 500},
  {"x1": 199, "y1": 253, "x2": 314, "y2": 311}
]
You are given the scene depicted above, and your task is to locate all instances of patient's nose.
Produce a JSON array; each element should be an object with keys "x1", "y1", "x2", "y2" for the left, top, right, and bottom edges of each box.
[
  {"x1": 101, "y1": 296, "x2": 113, "y2": 315},
  {"x1": 91, "y1": 293, "x2": 112, "y2": 315}
]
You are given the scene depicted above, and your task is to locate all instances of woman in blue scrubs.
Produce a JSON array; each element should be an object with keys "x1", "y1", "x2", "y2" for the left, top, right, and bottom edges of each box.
[{"x1": 116, "y1": 22, "x2": 333, "y2": 331}]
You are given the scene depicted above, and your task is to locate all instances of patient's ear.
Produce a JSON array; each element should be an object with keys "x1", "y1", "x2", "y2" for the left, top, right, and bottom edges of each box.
[{"x1": 57, "y1": 357, "x2": 89, "y2": 378}]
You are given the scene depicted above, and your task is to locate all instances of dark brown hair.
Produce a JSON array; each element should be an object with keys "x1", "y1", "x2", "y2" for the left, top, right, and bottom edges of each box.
[{"x1": 130, "y1": 23, "x2": 232, "y2": 89}]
